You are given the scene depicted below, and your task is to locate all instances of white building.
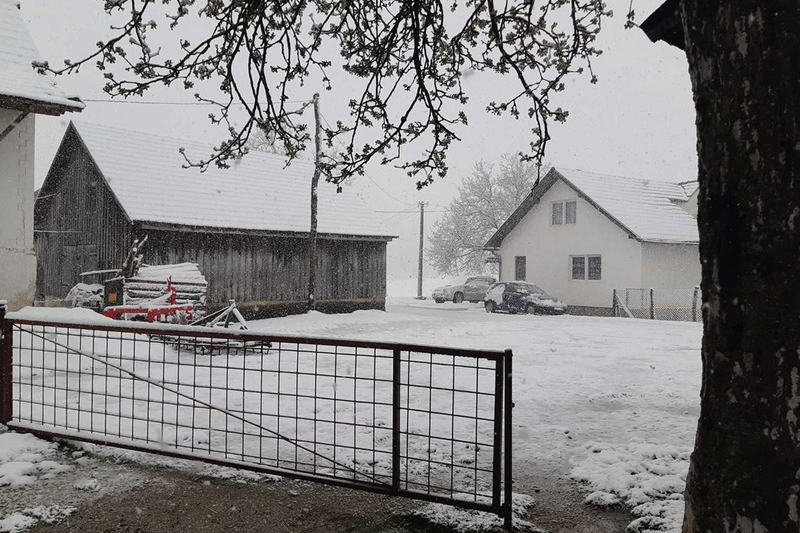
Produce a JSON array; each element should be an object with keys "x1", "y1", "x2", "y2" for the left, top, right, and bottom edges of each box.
[
  {"x1": 0, "y1": 0, "x2": 83, "y2": 310},
  {"x1": 485, "y1": 167, "x2": 700, "y2": 315}
]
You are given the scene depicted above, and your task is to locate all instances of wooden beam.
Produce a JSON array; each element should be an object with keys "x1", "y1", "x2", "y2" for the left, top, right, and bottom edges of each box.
[
  {"x1": 0, "y1": 111, "x2": 29, "y2": 145},
  {"x1": 0, "y1": 94, "x2": 83, "y2": 116}
]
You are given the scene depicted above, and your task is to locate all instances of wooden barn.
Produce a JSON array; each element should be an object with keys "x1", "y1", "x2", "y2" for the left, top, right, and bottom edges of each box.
[{"x1": 34, "y1": 121, "x2": 396, "y2": 316}]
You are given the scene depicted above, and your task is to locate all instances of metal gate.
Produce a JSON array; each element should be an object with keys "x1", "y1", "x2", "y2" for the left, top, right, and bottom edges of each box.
[{"x1": 0, "y1": 305, "x2": 513, "y2": 529}]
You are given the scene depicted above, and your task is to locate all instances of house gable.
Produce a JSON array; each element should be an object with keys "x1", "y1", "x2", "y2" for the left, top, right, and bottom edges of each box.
[
  {"x1": 497, "y1": 178, "x2": 644, "y2": 308},
  {"x1": 486, "y1": 168, "x2": 638, "y2": 249},
  {"x1": 486, "y1": 167, "x2": 698, "y2": 249}
]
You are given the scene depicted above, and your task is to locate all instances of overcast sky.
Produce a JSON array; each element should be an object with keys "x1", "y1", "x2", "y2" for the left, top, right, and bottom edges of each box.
[{"x1": 20, "y1": 0, "x2": 696, "y2": 281}]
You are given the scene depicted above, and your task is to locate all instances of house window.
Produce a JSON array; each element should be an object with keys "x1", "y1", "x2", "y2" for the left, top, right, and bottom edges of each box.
[
  {"x1": 552, "y1": 200, "x2": 577, "y2": 225},
  {"x1": 515, "y1": 256, "x2": 527, "y2": 281},
  {"x1": 571, "y1": 256, "x2": 585, "y2": 280},
  {"x1": 551, "y1": 202, "x2": 563, "y2": 225},
  {"x1": 565, "y1": 200, "x2": 577, "y2": 224},
  {"x1": 570, "y1": 255, "x2": 601, "y2": 280},
  {"x1": 588, "y1": 255, "x2": 602, "y2": 280}
]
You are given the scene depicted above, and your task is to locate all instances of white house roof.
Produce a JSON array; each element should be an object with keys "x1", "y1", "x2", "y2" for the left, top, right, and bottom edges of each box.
[
  {"x1": 0, "y1": 0, "x2": 83, "y2": 113},
  {"x1": 69, "y1": 121, "x2": 394, "y2": 239},
  {"x1": 486, "y1": 167, "x2": 699, "y2": 247},
  {"x1": 556, "y1": 168, "x2": 699, "y2": 243}
]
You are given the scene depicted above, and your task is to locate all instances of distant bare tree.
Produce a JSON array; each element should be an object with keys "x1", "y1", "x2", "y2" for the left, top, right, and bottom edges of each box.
[
  {"x1": 36, "y1": 0, "x2": 610, "y2": 188},
  {"x1": 428, "y1": 155, "x2": 541, "y2": 275},
  {"x1": 244, "y1": 125, "x2": 290, "y2": 156}
]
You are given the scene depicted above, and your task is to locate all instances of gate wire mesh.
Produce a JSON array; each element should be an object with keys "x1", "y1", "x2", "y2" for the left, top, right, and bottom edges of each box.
[
  {"x1": 617, "y1": 287, "x2": 701, "y2": 322},
  {"x1": 0, "y1": 316, "x2": 510, "y2": 520}
]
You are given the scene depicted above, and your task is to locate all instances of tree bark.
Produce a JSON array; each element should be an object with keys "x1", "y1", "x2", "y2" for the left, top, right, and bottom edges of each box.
[{"x1": 681, "y1": 1, "x2": 800, "y2": 530}]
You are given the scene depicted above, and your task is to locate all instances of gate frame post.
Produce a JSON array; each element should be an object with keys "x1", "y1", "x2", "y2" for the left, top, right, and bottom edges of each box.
[
  {"x1": 492, "y1": 352, "x2": 505, "y2": 509},
  {"x1": 0, "y1": 301, "x2": 12, "y2": 424},
  {"x1": 692, "y1": 285, "x2": 700, "y2": 322},
  {"x1": 391, "y1": 345, "x2": 401, "y2": 493},
  {"x1": 503, "y1": 348, "x2": 513, "y2": 531}
]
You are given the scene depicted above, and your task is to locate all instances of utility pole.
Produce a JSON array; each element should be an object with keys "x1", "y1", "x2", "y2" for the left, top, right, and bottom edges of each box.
[
  {"x1": 308, "y1": 93, "x2": 321, "y2": 311},
  {"x1": 416, "y1": 201, "x2": 427, "y2": 299}
]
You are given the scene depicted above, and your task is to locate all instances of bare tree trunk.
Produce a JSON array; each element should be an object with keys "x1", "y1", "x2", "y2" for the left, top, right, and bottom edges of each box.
[
  {"x1": 308, "y1": 93, "x2": 321, "y2": 311},
  {"x1": 681, "y1": 1, "x2": 800, "y2": 530}
]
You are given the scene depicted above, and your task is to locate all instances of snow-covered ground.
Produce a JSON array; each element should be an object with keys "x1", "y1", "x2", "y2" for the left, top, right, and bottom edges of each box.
[{"x1": 0, "y1": 304, "x2": 702, "y2": 532}]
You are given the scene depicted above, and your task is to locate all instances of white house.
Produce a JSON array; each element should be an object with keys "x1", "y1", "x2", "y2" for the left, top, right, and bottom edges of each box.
[
  {"x1": 0, "y1": 0, "x2": 83, "y2": 310},
  {"x1": 485, "y1": 167, "x2": 700, "y2": 315}
]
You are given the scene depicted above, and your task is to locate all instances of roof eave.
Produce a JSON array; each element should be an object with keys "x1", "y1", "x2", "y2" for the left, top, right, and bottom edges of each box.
[
  {"x1": 0, "y1": 94, "x2": 84, "y2": 116},
  {"x1": 640, "y1": 0, "x2": 685, "y2": 50},
  {"x1": 641, "y1": 238, "x2": 699, "y2": 245},
  {"x1": 137, "y1": 220, "x2": 397, "y2": 241}
]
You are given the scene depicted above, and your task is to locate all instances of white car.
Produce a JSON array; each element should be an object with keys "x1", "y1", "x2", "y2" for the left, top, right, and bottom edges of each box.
[{"x1": 432, "y1": 276, "x2": 496, "y2": 303}]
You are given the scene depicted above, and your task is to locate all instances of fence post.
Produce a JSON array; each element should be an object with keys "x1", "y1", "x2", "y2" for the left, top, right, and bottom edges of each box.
[
  {"x1": 0, "y1": 301, "x2": 11, "y2": 424},
  {"x1": 612, "y1": 289, "x2": 618, "y2": 317},
  {"x1": 649, "y1": 288, "x2": 655, "y2": 320},
  {"x1": 392, "y1": 346, "x2": 401, "y2": 493},
  {"x1": 503, "y1": 349, "x2": 513, "y2": 532},
  {"x1": 692, "y1": 286, "x2": 700, "y2": 322},
  {"x1": 492, "y1": 353, "x2": 504, "y2": 511}
]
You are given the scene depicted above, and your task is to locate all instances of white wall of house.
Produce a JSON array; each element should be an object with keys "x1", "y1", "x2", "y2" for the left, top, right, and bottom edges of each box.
[
  {"x1": 498, "y1": 180, "x2": 643, "y2": 309},
  {"x1": 640, "y1": 242, "x2": 701, "y2": 289},
  {"x1": 0, "y1": 109, "x2": 36, "y2": 310}
]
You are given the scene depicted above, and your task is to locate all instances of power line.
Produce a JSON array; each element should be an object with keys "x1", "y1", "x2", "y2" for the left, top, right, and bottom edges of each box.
[
  {"x1": 318, "y1": 110, "x2": 416, "y2": 207},
  {"x1": 82, "y1": 98, "x2": 312, "y2": 106}
]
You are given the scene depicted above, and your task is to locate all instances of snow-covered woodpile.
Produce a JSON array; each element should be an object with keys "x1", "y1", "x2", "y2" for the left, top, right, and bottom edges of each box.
[{"x1": 104, "y1": 263, "x2": 208, "y2": 308}]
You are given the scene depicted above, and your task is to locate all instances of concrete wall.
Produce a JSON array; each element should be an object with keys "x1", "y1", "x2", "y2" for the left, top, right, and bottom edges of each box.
[
  {"x1": 0, "y1": 109, "x2": 36, "y2": 310},
  {"x1": 640, "y1": 242, "x2": 701, "y2": 289},
  {"x1": 498, "y1": 180, "x2": 643, "y2": 309}
]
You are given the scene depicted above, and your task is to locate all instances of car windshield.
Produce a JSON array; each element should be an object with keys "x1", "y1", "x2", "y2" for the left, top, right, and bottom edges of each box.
[
  {"x1": 446, "y1": 277, "x2": 469, "y2": 286},
  {"x1": 507, "y1": 282, "x2": 546, "y2": 295}
]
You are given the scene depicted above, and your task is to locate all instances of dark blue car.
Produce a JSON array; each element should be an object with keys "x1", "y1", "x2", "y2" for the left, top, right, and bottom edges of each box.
[{"x1": 484, "y1": 281, "x2": 568, "y2": 315}]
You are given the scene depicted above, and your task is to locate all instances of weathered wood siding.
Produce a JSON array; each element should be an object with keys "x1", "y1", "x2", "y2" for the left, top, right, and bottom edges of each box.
[
  {"x1": 34, "y1": 127, "x2": 133, "y2": 301},
  {"x1": 143, "y1": 229, "x2": 387, "y2": 312},
  {"x1": 35, "y1": 125, "x2": 389, "y2": 314}
]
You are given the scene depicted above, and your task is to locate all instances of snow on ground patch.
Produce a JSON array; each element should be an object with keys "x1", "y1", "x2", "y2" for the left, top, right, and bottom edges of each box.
[
  {"x1": 0, "y1": 506, "x2": 76, "y2": 533},
  {"x1": 570, "y1": 441, "x2": 691, "y2": 532},
  {"x1": 412, "y1": 493, "x2": 540, "y2": 533},
  {"x1": 0, "y1": 431, "x2": 71, "y2": 487}
]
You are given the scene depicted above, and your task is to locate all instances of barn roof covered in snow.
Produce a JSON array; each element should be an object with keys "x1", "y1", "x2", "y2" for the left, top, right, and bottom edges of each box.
[
  {"x1": 485, "y1": 167, "x2": 699, "y2": 248},
  {"x1": 0, "y1": 0, "x2": 83, "y2": 115},
  {"x1": 45, "y1": 121, "x2": 395, "y2": 240}
]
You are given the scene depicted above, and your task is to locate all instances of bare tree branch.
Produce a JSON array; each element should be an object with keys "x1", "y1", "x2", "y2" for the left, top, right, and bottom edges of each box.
[{"x1": 36, "y1": 0, "x2": 610, "y2": 188}]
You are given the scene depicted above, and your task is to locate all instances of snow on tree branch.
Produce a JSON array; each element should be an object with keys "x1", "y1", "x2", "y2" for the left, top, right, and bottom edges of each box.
[{"x1": 37, "y1": 0, "x2": 611, "y2": 188}]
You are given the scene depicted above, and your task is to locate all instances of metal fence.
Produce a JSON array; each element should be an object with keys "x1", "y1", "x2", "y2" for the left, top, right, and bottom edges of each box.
[
  {"x1": 0, "y1": 305, "x2": 513, "y2": 529},
  {"x1": 613, "y1": 287, "x2": 702, "y2": 322}
]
